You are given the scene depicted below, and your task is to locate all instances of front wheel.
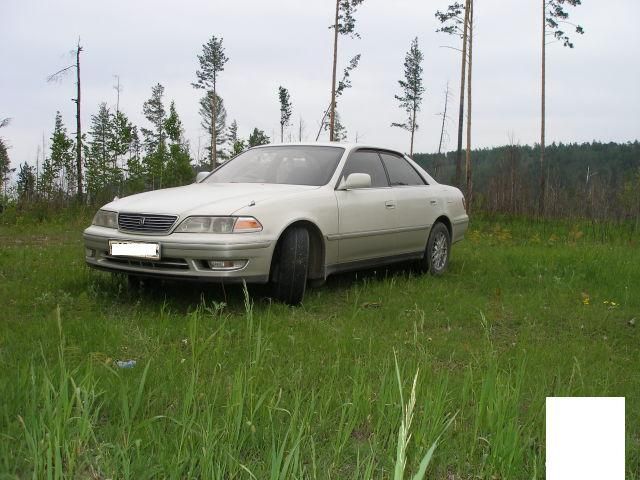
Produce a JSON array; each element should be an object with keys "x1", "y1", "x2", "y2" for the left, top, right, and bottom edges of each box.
[
  {"x1": 271, "y1": 227, "x2": 309, "y2": 305},
  {"x1": 420, "y1": 222, "x2": 451, "y2": 275}
]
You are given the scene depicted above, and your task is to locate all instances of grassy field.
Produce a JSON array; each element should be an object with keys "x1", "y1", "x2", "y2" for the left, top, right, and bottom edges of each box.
[{"x1": 0, "y1": 214, "x2": 638, "y2": 479}]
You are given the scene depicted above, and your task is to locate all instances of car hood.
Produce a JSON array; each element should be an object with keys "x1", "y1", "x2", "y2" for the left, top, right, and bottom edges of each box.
[{"x1": 103, "y1": 183, "x2": 320, "y2": 216}]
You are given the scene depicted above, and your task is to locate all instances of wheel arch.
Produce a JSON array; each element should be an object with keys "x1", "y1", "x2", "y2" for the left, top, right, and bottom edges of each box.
[
  {"x1": 433, "y1": 215, "x2": 453, "y2": 240},
  {"x1": 270, "y1": 219, "x2": 326, "y2": 281}
]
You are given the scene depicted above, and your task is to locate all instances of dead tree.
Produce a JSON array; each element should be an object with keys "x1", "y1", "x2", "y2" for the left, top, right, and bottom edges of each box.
[{"x1": 48, "y1": 39, "x2": 83, "y2": 202}]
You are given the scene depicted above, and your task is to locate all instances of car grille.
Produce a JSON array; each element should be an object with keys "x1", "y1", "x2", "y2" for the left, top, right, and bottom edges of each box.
[
  {"x1": 118, "y1": 213, "x2": 178, "y2": 234},
  {"x1": 104, "y1": 255, "x2": 189, "y2": 270}
]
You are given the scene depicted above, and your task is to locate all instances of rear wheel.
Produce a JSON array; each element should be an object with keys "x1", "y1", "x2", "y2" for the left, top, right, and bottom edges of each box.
[
  {"x1": 271, "y1": 227, "x2": 309, "y2": 305},
  {"x1": 421, "y1": 222, "x2": 450, "y2": 275}
]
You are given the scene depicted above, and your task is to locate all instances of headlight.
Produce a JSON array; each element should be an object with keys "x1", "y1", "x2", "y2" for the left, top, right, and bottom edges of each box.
[
  {"x1": 175, "y1": 216, "x2": 263, "y2": 233},
  {"x1": 92, "y1": 210, "x2": 118, "y2": 228}
]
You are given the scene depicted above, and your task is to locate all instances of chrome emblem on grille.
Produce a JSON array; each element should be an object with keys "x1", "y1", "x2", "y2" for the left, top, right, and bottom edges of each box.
[{"x1": 138, "y1": 217, "x2": 145, "y2": 226}]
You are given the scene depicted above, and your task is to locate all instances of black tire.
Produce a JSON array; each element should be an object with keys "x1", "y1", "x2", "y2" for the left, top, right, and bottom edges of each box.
[
  {"x1": 271, "y1": 227, "x2": 309, "y2": 305},
  {"x1": 421, "y1": 222, "x2": 451, "y2": 276}
]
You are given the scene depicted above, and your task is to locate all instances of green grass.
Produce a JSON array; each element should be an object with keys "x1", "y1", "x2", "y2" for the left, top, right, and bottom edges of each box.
[{"x1": 0, "y1": 215, "x2": 638, "y2": 478}]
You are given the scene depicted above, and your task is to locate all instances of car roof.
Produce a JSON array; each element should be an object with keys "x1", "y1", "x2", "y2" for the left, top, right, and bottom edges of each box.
[{"x1": 251, "y1": 142, "x2": 406, "y2": 156}]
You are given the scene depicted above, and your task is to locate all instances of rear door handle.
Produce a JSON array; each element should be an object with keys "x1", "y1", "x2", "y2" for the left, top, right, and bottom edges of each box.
[
  {"x1": 429, "y1": 200, "x2": 437, "y2": 205},
  {"x1": 385, "y1": 200, "x2": 396, "y2": 209}
]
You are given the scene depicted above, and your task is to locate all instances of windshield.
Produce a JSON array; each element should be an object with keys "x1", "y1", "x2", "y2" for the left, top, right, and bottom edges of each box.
[{"x1": 204, "y1": 146, "x2": 345, "y2": 186}]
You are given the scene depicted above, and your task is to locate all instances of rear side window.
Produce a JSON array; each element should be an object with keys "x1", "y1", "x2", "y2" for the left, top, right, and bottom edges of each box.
[
  {"x1": 340, "y1": 150, "x2": 389, "y2": 188},
  {"x1": 380, "y1": 153, "x2": 426, "y2": 186}
]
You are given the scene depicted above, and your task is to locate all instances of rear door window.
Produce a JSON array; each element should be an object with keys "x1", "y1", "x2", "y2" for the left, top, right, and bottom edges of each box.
[{"x1": 379, "y1": 153, "x2": 426, "y2": 186}]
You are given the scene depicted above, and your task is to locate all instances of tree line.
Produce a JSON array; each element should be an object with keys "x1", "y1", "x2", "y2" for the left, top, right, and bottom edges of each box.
[{"x1": 415, "y1": 141, "x2": 640, "y2": 222}]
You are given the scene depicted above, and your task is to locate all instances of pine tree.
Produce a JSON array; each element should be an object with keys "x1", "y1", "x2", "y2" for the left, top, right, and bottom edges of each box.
[
  {"x1": 16, "y1": 162, "x2": 36, "y2": 202},
  {"x1": 109, "y1": 110, "x2": 134, "y2": 170},
  {"x1": 435, "y1": 1, "x2": 471, "y2": 188},
  {"x1": 228, "y1": 120, "x2": 246, "y2": 156},
  {"x1": 164, "y1": 101, "x2": 193, "y2": 187},
  {"x1": 193, "y1": 36, "x2": 228, "y2": 168},
  {"x1": 41, "y1": 112, "x2": 74, "y2": 199},
  {"x1": 316, "y1": 54, "x2": 361, "y2": 141},
  {"x1": 328, "y1": 0, "x2": 365, "y2": 140},
  {"x1": 85, "y1": 103, "x2": 116, "y2": 201},
  {"x1": 199, "y1": 92, "x2": 227, "y2": 164},
  {"x1": 248, "y1": 128, "x2": 270, "y2": 148},
  {"x1": 278, "y1": 86, "x2": 292, "y2": 143},
  {"x1": 391, "y1": 37, "x2": 425, "y2": 157},
  {"x1": 141, "y1": 84, "x2": 168, "y2": 189},
  {"x1": 0, "y1": 118, "x2": 11, "y2": 195},
  {"x1": 333, "y1": 112, "x2": 348, "y2": 142},
  {"x1": 125, "y1": 127, "x2": 146, "y2": 194}
]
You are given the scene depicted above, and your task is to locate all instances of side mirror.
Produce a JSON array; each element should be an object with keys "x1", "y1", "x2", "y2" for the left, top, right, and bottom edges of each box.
[
  {"x1": 195, "y1": 171, "x2": 210, "y2": 183},
  {"x1": 342, "y1": 173, "x2": 372, "y2": 190}
]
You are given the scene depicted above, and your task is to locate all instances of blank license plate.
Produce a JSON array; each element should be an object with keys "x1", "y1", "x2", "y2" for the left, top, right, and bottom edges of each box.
[{"x1": 109, "y1": 241, "x2": 160, "y2": 260}]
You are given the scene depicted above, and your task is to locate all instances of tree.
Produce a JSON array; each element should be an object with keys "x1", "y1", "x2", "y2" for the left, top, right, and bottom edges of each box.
[
  {"x1": 435, "y1": 82, "x2": 452, "y2": 179},
  {"x1": 193, "y1": 35, "x2": 228, "y2": 168},
  {"x1": 248, "y1": 128, "x2": 270, "y2": 148},
  {"x1": 328, "y1": 0, "x2": 365, "y2": 141},
  {"x1": 16, "y1": 162, "x2": 36, "y2": 202},
  {"x1": 228, "y1": 120, "x2": 246, "y2": 156},
  {"x1": 540, "y1": 0, "x2": 584, "y2": 214},
  {"x1": 391, "y1": 37, "x2": 425, "y2": 157},
  {"x1": 41, "y1": 112, "x2": 74, "y2": 199},
  {"x1": 278, "y1": 86, "x2": 292, "y2": 143},
  {"x1": 435, "y1": 1, "x2": 471, "y2": 188},
  {"x1": 465, "y1": 1, "x2": 474, "y2": 208},
  {"x1": 125, "y1": 127, "x2": 145, "y2": 194},
  {"x1": 109, "y1": 110, "x2": 134, "y2": 172},
  {"x1": 316, "y1": 54, "x2": 361, "y2": 141},
  {"x1": 164, "y1": 101, "x2": 194, "y2": 187},
  {"x1": 199, "y1": 92, "x2": 228, "y2": 164},
  {"x1": 333, "y1": 112, "x2": 348, "y2": 142},
  {"x1": 0, "y1": 118, "x2": 11, "y2": 194},
  {"x1": 85, "y1": 103, "x2": 116, "y2": 201},
  {"x1": 48, "y1": 40, "x2": 83, "y2": 201},
  {"x1": 141, "y1": 83, "x2": 168, "y2": 189}
]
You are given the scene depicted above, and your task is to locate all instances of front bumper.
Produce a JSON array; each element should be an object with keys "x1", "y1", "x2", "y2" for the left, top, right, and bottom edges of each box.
[{"x1": 83, "y1": 226, "x2": 275, "y2": 283}]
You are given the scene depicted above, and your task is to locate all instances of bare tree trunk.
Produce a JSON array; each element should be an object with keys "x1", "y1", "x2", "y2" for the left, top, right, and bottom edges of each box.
[
  {"x1": 298, "y1": 117, "x2": 304, "y2": 141},
  {"x1": 75, "y1": 41, "x2": 83, "y2": 202},
  {"x1": 211, "y1": 85, "x2": 217, "y2": 169},
  {"x1": 455, "y1": 0, "x2": 471, "y2": 188},
  {"x1": 281, "y1": 124, "x2": 284, "y2": 143},
  {"x1": 329, "y1": 0, "x2": 340, "y2": 142},
  {"x1": 315, "y1": 104, "x2": 331, "y2": 141},
  {"x1": 437, "y1": 82, "x2": 449, "y2": 155},
  {"x1": 465, "y1": 0, "x2": 473, "y2": 210},
  {"x1": 409, "y1": 104, "x2": 416, "y2": 157},
  {"x1": 539, "y1": 0, "x2": 546, "y2": 215}
]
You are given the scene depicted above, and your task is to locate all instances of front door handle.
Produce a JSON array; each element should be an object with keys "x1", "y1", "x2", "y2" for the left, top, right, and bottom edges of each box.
[
  {"x1": 430, "y1": 200, "x2": 437, "y2": 205},
  {"x1": 385, "y1": 200, "x2": 396, "y2": 209}
]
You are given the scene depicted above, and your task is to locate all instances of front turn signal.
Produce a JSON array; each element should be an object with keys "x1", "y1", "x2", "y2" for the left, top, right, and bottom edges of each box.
[{"x1": 233, "y1": 217, "x2": 263, "y2": 233}]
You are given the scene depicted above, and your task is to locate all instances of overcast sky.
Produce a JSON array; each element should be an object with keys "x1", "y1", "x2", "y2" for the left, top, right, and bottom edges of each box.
[{"x1": 1, "y1": 0, "x2": 639, "y2": 171}]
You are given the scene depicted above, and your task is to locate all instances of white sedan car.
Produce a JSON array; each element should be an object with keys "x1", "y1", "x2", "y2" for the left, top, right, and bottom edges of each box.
[{"x1": 84, "y1": 144, "x2": 468, "y2": 304}]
